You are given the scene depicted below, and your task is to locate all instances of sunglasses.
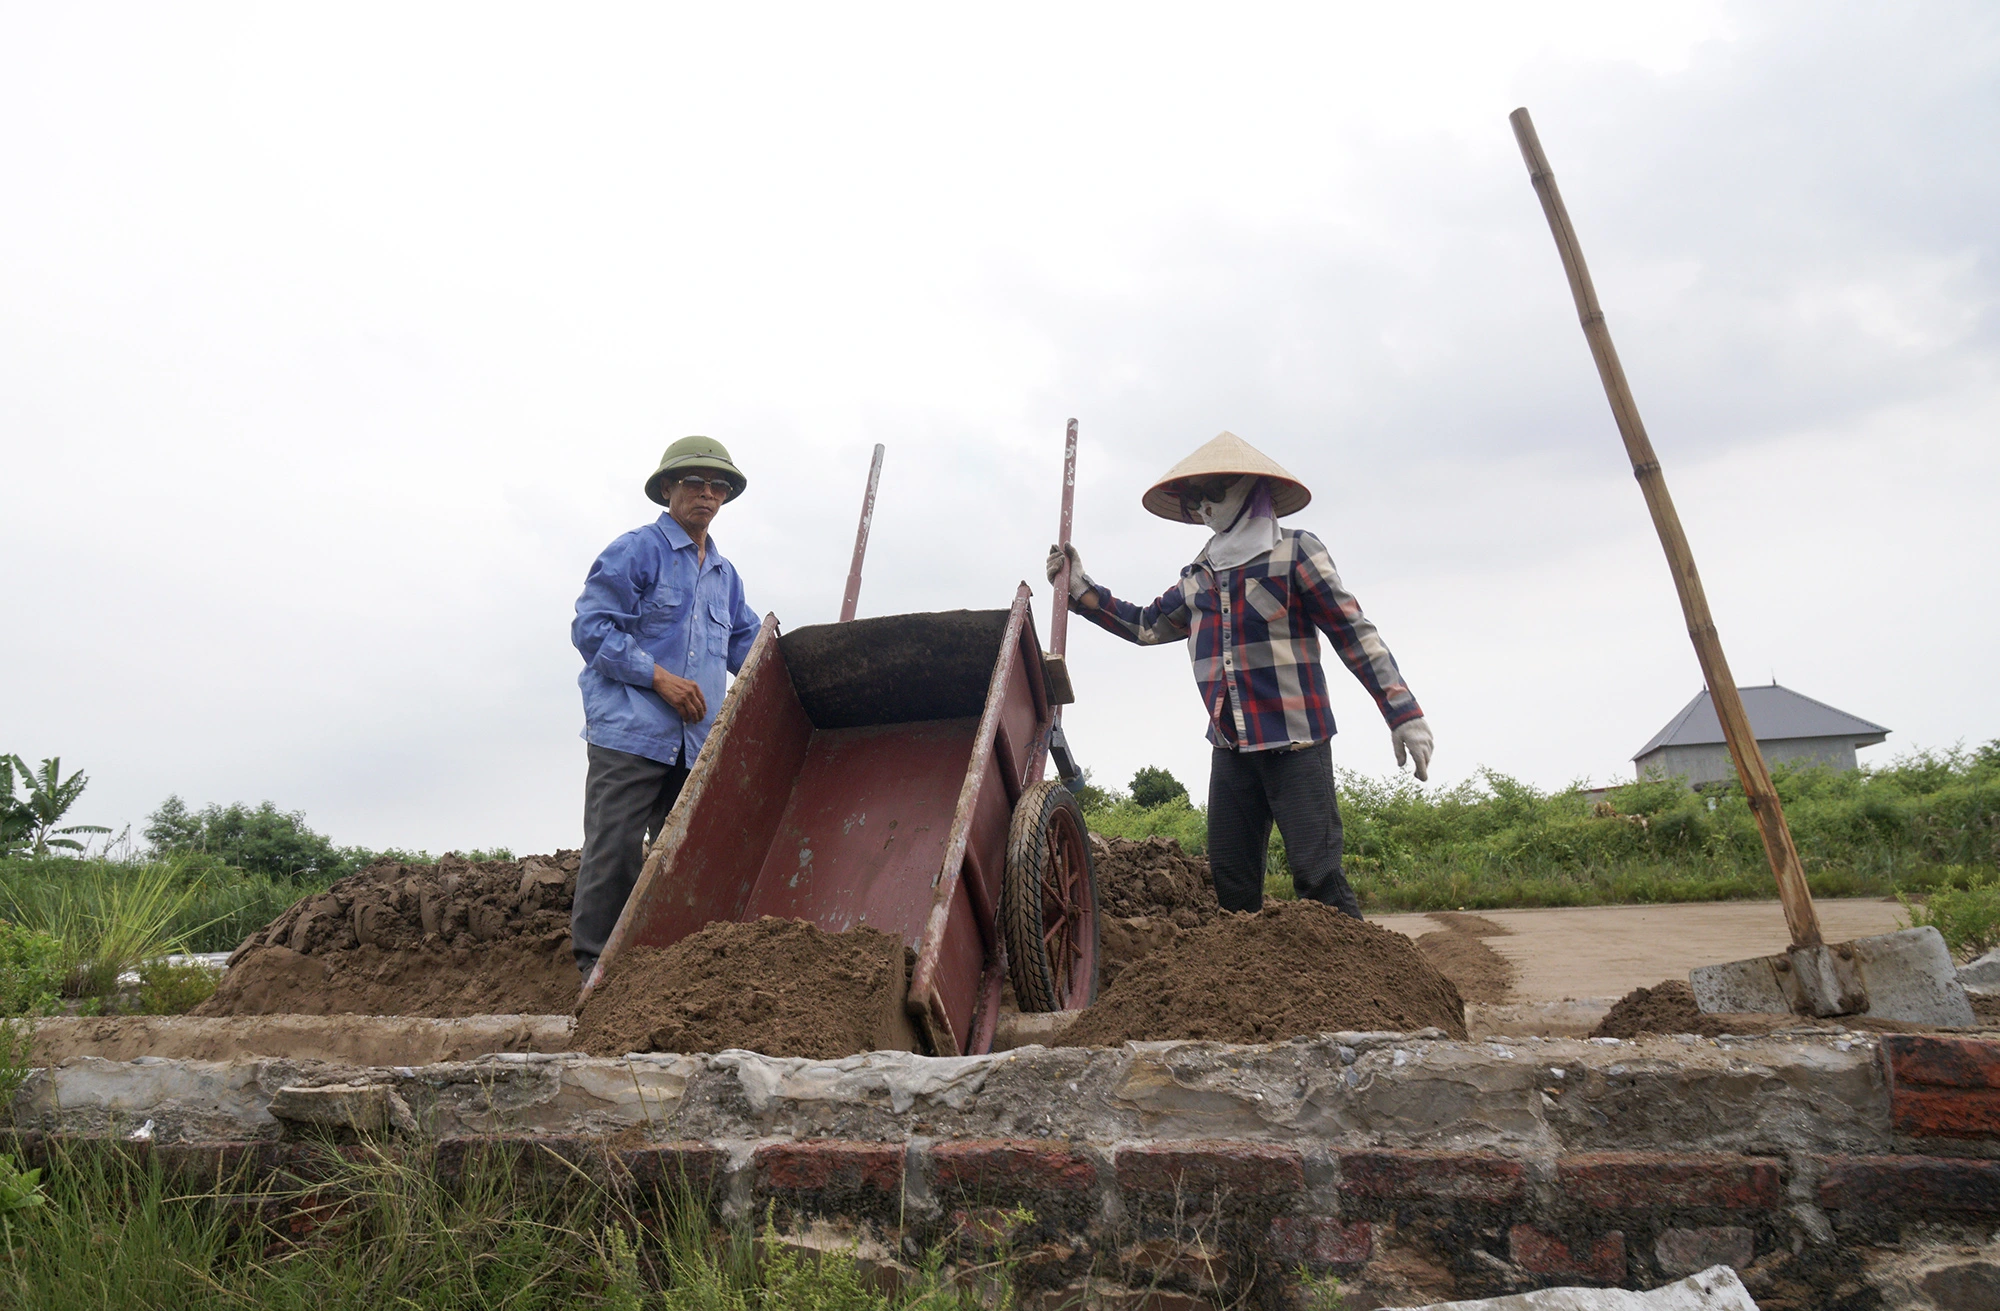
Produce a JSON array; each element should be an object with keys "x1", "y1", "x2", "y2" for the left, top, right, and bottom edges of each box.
[
  {"x1": 1175, "y1": 477, "x2": 1235, "y2": 506},
  {"x1": 675, "y1": 475, "x2": 735, "y2": 497}
]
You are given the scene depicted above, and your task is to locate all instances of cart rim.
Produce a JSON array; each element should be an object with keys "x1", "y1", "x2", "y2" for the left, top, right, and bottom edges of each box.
[{"x1": 1041, "y1": 803, "x2": 1095, "y2": 1007}]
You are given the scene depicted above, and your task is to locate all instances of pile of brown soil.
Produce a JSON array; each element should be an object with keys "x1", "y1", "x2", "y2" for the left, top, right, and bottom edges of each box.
[
  {"x1": 1090, "y1": 834, "x2": 1221, "y2": 927},
  {"x1": 1064, "y1": 900, "x2": 1468, "y2": 1045},
  {"x1": 1589, "y1": 978, "x2": 2000, "y2": 1039},
  {"x1": 197, "y1": 852, "x2": 581, "y2": 1018},
  {"x1": 1413, "y1": 912, "x2": 1515, "y2": 1005},
  {"x1": 574, "y1": 917, "x2": 913, "y2": 1059},
  {"x1": 1590, "y1": 979, "x2": 1718, "y2": 1038}
]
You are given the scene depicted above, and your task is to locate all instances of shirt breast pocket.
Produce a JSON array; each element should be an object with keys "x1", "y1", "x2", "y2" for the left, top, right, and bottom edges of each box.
[
  {"x1": 639, "y1": 585, "x2": 686, "y2": 634},
  {"x1": 1245, "y1": 575, "x2": 1290, "y2": 624},
  {"x1": 707, "y1": 600, "x2": 732, "y2": 653}
]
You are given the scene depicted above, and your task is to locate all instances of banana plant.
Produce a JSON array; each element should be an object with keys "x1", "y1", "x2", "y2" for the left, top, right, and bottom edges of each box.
[
  {"x1": 0, "y1": 758, "x2": 32, "y2": 857},
  {"x1": 5, "y1": 756, "x2": 111, "y2": 856}
]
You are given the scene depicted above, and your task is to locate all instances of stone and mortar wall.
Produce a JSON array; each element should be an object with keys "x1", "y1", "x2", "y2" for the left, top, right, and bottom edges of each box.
[{"x1": 10, "y1": 1030, "x2": 2000, "y2": 1307}]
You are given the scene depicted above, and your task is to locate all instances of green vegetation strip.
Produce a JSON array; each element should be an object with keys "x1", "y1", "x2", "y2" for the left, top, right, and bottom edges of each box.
[
  {"x1": 0, "y1": 1142, "x2": 1013, "y2": 1311},
  {"x1": 1085, "y1": 745, "x2": 2000, "y2": 930}
]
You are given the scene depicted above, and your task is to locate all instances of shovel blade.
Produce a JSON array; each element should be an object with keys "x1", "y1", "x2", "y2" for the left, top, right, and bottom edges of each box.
[{"x1": 1690, "y1": 926, "x2": 1975, "y2": 1027}]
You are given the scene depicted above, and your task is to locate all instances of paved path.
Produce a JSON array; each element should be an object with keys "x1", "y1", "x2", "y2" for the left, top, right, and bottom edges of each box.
[{"x1": 1370, "y1": 899, "x2": 1910, "y2": 1002}]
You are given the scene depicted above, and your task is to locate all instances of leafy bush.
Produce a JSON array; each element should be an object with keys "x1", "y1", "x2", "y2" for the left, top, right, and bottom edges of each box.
[
  {"x1": 0, "y1": 921, "x2": 64, "y2": 1017},
  {"x1": 136, "y1": 960, "x2": 219, "y2": 1015},
  {"x1": 146, "y1": 796, "x2": 358, "y2": 880},
  {"x1": 1901, "y1": 870, "x2": 2000, "y2": 961},
  {"x1": 145, "y1": 795, "x2": 511, "y2": 881},
  {"x1": 1086, "y1": 793, "x2": 1209, "y2": 854}
]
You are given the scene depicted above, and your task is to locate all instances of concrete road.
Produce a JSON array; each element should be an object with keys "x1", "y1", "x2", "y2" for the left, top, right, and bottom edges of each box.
[{"x1": 1371, "y1": 898, "x2": 1911, "y2": 1002}]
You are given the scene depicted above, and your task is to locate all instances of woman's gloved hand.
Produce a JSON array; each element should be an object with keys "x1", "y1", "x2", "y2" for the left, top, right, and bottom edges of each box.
[
  {"x1": 1392, "y1": 717, "x2": 1434, "y2": 782},
  {"x1": 1044, "y1": 543, "x2": 1089, "y2": 600}
]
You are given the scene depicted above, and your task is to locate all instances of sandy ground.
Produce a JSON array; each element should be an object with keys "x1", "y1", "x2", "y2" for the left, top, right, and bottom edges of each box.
[{"x1": 1370, "y1": 898, "x2": 1909, "y2": 1002}]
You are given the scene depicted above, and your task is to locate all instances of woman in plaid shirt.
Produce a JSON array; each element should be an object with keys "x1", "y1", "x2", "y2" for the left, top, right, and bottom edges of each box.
[{"x1": 1046, "y1": 432, "x2": 1434, "y2": 917}]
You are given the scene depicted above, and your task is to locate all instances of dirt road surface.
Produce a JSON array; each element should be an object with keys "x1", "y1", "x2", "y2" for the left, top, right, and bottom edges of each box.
[{"x1": 1371, "y1": 898, "x2": 1909, "y2": 1002}]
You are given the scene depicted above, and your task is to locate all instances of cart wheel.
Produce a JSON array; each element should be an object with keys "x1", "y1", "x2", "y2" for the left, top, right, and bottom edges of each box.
[{"x1": 1002, "y1": 780, "x2": 1100, "y2": 1012}]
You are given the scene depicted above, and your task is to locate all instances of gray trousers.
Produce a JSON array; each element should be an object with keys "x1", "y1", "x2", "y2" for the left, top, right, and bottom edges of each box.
[
  {"x1": 574, "y1": 743, "x2": 690, "y2": 975},
  {"x1": 1206, "y1": 739, "x2": 1360, "y2": 918}
]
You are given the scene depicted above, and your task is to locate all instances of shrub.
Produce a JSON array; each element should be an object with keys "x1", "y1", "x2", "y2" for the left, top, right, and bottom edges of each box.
[
  {"x1": 136, "y1": 960, "x2": 219, "y2": 1015},
  {"x1": 1901, "y1": 871, "x2": 2000, "y2": 961},
  {"x1": 0, "y1": 921, "x2": 63, "y2": 1017}
]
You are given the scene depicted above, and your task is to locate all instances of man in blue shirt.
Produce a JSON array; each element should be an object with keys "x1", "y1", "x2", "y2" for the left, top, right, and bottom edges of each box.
[{"x1": 570, "y1": 436, "x2": 762, "y2": 979}]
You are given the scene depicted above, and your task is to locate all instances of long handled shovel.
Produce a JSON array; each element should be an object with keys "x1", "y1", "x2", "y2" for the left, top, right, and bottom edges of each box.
[{"x1": 1510, "y1": 108, "x2": 1972, "y2": 1026}]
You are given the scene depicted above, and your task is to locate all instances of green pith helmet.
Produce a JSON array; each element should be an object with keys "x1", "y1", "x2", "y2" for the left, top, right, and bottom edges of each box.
[{"x1": 645, "y1": 435, "x2": 748, "y2": 506}]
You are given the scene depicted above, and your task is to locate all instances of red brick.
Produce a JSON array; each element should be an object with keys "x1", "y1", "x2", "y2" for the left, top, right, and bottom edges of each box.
[
  {"x1": 1509, "y1": 1225, "x2": 1625, "y2": 1283},
  {"x1": 1114, "y1": 1142, "x2": 1304, "y2": 1198},
  {"x1": 932, "y1": 1140, "x2": 1097, "y2": 1193},
  {"x1": 1818, "y1": 1155, "x2": 2000, "y2": 1215},
  {"x1": 433, "y1": 1136, "x2": 602, "y2": 1187},
  {"x1": 1337, "y1": 1150, "x2": 1526, "y2": 1205},
  {"x1": 152, "y1": 1141, "x2": 286, "y2": 1185},
  {"x1": 619, "y1": 1143, "x2": 727, "y2": 1197},
  {"x1": 1883, "y1": 1035, "x2": 2000, "y2": 1090},
  {"x1": 755, "y1": 1141, "x2": 904, "y2": 1194},
  {"x1": 1883, "y1": 1035, "x2": 2000, "y2": 1138},
  {"x1": 1889, "y1": 1088, "x2": 2000, "y2": 1138},
  {"x1": 1556, "y1": 1153, "x2": 1781, "y2": 1211},
  {"x1": 1267, "y1": 1216, "x2": 1373, "y2": 1268},
  {"x1": 948, "y1": 1206, "x2": 1032, "y2": 1248}
]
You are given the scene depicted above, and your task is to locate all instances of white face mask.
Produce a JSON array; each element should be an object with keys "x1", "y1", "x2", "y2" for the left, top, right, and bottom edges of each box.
[{"x1": 1198, "y1": 476, "x2": 1281, "y2": 571}]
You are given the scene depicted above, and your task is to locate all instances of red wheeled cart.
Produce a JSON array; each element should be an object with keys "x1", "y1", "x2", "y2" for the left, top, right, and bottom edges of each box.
[{"x1": 579, "y1": 586, "x2": 1099, "y2": 1057}]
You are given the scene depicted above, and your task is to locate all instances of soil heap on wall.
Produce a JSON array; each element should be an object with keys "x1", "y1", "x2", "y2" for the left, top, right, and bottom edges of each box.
[
  {"x1": 196, "y1": 852, "x2": 581, "y2": 1018},
  {"x1": 573, "y1": 917, "x2": 912, "y2": 1059},
  {"x1": 1064, "y1": 899, "x2": 1469, "y2": 1045}
]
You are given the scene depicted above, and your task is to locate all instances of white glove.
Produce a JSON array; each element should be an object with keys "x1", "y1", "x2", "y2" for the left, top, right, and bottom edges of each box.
[
  {"x1": 1044, "y1": 543, "x2": 1089, "y2": 600},
  {"x1": 1392, "y1": 718, "x2": 1433, "y2": 782}
]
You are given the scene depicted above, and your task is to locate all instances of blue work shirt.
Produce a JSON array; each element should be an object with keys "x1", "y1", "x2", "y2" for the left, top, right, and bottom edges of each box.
[{"x1": 573, "y1": 513, "x2": 762, "y2": 766}]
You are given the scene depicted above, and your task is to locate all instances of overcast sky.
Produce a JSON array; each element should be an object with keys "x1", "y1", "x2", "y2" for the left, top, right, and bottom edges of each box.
[{"x1": 4, "y1": 2, "x2": 1995, "y2": 855}]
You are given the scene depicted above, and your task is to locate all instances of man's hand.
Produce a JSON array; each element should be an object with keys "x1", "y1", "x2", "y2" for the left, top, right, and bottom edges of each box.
[
  {"x1": 1392, "y1": 718, "x2": 1434, "y2": 782},
  {"x1": 652, "y1": 666, "x2": 707, "y2": 722}
]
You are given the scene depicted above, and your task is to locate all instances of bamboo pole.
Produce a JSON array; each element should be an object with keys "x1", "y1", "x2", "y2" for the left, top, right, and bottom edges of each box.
[
  {"x1": 1509, "y1": 107, "x2": 1823, "y2": 949},
  {"x1": 839, "y1": 444, "x2": 885, "y2": 623}
]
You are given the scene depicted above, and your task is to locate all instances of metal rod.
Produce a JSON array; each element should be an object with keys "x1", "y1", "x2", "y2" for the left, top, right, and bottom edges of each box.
[
  {"x1": 1509, "y1": 106, "x2": 1823, "y2": 949},
  {"x1": 1051, "y1": 419, "x2": 1078, "y2": 658},
  {"x1": 839, "y1": 443, "x2": 885, "y2": 623}
]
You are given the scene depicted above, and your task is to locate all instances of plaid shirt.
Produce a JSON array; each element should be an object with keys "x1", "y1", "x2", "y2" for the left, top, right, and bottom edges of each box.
[{"x1": 1073, "y1": 528, "x2": 1423, "y2": 751}]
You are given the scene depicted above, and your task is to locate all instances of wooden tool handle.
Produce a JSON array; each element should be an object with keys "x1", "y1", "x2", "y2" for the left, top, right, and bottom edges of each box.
[
  {"x1": 1510, "y1": 107, "x2": 1823, "y2": 949},
  {"x1": 1050, "y1": 418, "x2": 1078, "y2": 660}
]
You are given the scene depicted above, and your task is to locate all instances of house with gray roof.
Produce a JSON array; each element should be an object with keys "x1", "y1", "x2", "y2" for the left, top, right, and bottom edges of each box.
[{"x1": 1633, "y1": 683, "x2": 1890, "y2": 788}]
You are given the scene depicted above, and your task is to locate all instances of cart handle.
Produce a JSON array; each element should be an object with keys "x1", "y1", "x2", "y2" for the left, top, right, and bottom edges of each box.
[
  {"x1": 1050, "y1": 419, "x2": 1077, "y2": 658},
  {"x1": 839, "y1": 444, "x2": 885, "y2": 623}
]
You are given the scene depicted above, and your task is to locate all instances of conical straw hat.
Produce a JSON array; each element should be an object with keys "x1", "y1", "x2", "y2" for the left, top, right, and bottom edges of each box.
[{"x1": 1142, "y1": 431, "x2": 1312, "y2": 522}]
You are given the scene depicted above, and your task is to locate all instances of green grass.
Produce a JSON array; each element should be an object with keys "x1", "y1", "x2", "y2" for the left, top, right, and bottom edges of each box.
[
  {"x1": 0, "y1": 1141, "x2": 1002, "y2": 1310},
  {"x1": 0, "y1": 854, "x2": 329, "y2": 959},
  {"x1": 1086, "y1": 743, "x2": 2000, "y2": 918}
]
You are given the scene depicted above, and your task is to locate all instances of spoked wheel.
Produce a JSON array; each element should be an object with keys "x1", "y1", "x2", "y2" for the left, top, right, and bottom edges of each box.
[{"x1": 1002, "y1": 780, "x2": 1100, "y2": 1012}]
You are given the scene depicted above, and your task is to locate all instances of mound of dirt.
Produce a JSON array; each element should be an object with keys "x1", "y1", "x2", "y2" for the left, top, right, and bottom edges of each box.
[
  {"x1": 1413, "y1": 912, "x2": 1515, "y2": 1005},
  {"x1": 1064, "y1": 900, "x2": 1467, "y2": 1045},
  {"x1": 574, "y1": 917, "x2": 913, "y2": 1059},
  {"x1": 1588, "y1": 978, "x2": 2000, "y2": 1039},
  {"x1": 197, "y1": 852, "x2": 581, "y2": 1018},
  {"x1": 1091, "y1": 834, "x2": 1221, "y2": 926}
]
